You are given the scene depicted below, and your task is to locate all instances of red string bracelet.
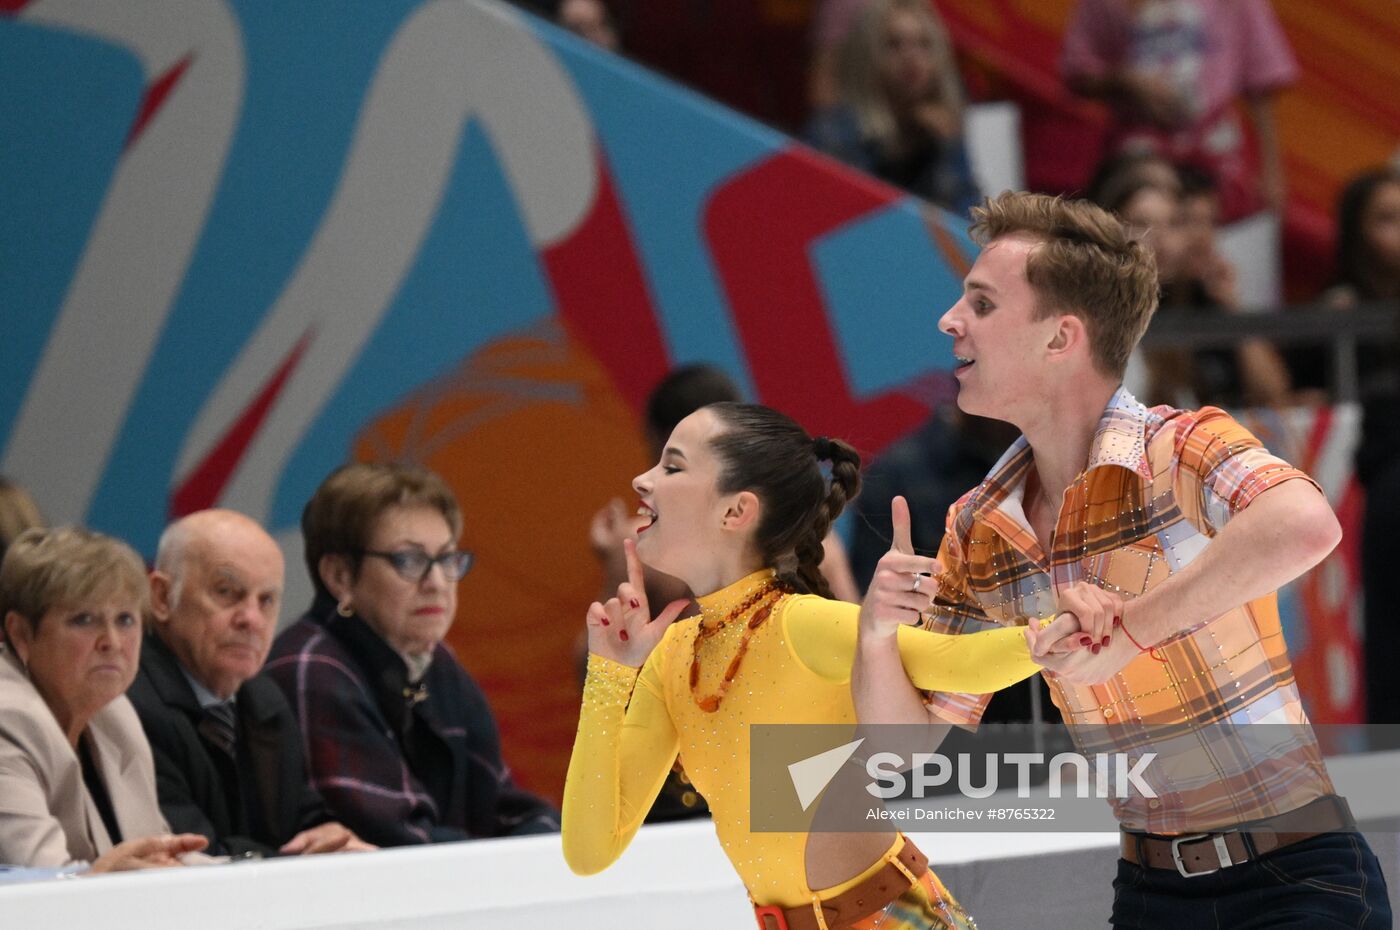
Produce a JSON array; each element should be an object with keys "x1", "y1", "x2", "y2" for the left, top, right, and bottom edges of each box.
[{"x1": 1118, "y1": 613, "x2": 1167, "y2": 662}]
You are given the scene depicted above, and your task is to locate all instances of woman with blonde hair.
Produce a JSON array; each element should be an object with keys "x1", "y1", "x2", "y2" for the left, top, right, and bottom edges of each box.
[
  {"x1": 806, "y1": 0, "x2": 980, "y2": 212},
  {"x1": 0, "y1": 527, "x2": 207, "y2": 873}
]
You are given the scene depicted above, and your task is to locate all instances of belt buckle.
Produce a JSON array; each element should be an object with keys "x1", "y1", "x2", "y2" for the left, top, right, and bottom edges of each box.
[
  {"x1": 753, "y1": 904, "x2": 789, "y2": 930},
  {"x1": 1170, "y1": 833, "x2": 1233, "y2": 877}
]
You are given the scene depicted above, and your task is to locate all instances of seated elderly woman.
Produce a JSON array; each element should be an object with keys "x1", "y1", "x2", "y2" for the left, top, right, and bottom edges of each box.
[
  {"x1": 266, "y1": 463, "x2": 558, "y2": 846},
  {"x1": 0, "y1": 527, "x2": 206, "y2": 873}
]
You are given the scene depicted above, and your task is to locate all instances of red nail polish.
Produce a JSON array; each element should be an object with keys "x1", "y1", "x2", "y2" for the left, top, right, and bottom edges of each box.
[
  {"x1": 629, "y1": 598, "x2": 640, "y2": 609},
  {"x1": 600, "y1": 618, "x2": 609, "y2": 626},
  {"x1": 619, "y1": 630, "x2": 629, "y2": 642},
  {"x1": 1080, "y1": 635, "x2": 1093, "y2": 646},
  {"x1": 1112, "y1": 614, "x2": 1122, "y2": 628},
  {"x1": 1091, "y1": 643, "x2": 1101, "y2": 654},
  {"x1": 1103, "y1": 636, "x2": 1112, "y2": 647}
]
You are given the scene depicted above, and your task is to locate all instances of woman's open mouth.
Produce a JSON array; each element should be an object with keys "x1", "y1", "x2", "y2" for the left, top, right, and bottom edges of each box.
[{"x1": 636, "y1": 500, "x2": 657, "y2": 534}]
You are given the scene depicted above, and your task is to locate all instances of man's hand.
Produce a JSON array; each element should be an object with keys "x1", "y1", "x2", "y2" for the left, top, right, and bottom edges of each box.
[
  {"x1": 585, "y1": 539, "x2": 689, "y2": 667},
  {"x1": 858, "y1": 497, "x2": 942, "y2": 641},
  {"x1": 279, "y1": 821, "x2": 375, "y2": 855},
  {"x1": 1028, "y1": 629, "x2": 1139, "y2": 685},
  {"x1": 88, "y1": 834, "x2": 209, "y2": 873}
]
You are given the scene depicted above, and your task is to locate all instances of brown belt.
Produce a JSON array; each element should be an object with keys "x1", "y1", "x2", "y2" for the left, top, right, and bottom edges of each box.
[
  {"x1": 753, "y1": 839, "x2": 929, "y2": 930},
  {"x1": 1120, "y1": 794, "x2": 1356, "y2": 878}
]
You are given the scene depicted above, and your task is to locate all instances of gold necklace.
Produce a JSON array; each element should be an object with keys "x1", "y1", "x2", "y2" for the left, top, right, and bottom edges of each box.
[{"x1": 689, "y1": 579, "x2": 783, "y2": 713}]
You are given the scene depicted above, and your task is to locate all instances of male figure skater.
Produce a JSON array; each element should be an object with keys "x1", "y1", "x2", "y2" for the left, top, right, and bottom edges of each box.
[{"x1": 853, "y1": 191, "x2": 1391, "y2": 927}]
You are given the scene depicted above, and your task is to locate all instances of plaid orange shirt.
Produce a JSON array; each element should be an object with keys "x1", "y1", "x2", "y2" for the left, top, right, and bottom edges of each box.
[{"x1": 924, "y1": 388, "x2": 1335, "y2": 833}]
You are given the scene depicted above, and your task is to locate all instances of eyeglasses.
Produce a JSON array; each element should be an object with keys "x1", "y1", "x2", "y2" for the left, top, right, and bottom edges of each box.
[{"x1": 359, "y1": 549, "x2": 474, "y2": 583}]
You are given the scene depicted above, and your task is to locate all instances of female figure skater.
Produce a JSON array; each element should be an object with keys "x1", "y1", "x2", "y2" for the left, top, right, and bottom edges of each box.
[{"x1": 563, "y1": 402, "x2": 1055, "y2": 929}]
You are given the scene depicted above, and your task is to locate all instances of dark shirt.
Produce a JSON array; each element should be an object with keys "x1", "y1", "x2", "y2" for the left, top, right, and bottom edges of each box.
[{"x1": 78, "y1": 737, "x2": 121, "y2": 845}]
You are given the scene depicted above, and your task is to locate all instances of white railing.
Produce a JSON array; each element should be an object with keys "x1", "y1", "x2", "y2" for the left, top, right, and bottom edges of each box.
[{"x1": 3, "y1": 750, "x2": 1396, "y2": 929}]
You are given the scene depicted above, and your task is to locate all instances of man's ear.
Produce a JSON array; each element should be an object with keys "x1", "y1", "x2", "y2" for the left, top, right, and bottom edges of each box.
[
  {"x1": 722, "y1": 490, "x2": 762, "y2": 533},
  {"x1": 148, "y1": 570, "x2": 174, "y2": 624},
  {"x1": 319, "y1": 553, "x2": 355, "y2": 602},
  {"x1": 1047, "y1": 313, "x2": 1088, "y2": 357}
]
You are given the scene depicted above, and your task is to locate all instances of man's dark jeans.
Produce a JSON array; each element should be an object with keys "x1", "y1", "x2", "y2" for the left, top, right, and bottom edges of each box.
[{"x1": 1111, "y1": 833, "x2": 1392, "y2": 928}]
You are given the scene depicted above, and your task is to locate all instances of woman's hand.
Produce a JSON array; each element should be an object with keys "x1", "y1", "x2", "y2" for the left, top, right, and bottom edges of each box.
[
  {"x1": 87, "y1": 834, "x2": 209, "y2": 873},
  {"x1": 858, "y1": 497, "x2": 942, "y2": 641},
  {"x1": 1026, "y1": 582, "x2": 1119, "y2": 660},
  {"x1": 585, "y1": 539, "x2": 689, "y2": 668},
  {"x1": 279, "y1": 821, "x2": 376, "y2": 855}
]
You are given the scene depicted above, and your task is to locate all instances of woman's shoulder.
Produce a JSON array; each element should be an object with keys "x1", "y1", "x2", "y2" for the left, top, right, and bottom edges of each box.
[
  {"x1": 0, "y1": 647, "x2": 56, "y2": 728},
  {"x1": 265, "y1": 613, "x2": 364, "y2": 690},
  {"x1": 779, "y1": 592, "x2": 859, "y2": 624},
  {"x1": 0, "y1": 649, "x2": 56, "y2": 737},
  {"x1": 657, "y1": 614, "x2": 700, "y2": 649},
  {"x1": 643, "y1": 615, "x2": 701, "y2": 675}
]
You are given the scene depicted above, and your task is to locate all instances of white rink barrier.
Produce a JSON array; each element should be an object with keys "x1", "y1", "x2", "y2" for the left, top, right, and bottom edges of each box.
[{"x1": 3, "y1": 751, "x2": 1396, "y2": 929}]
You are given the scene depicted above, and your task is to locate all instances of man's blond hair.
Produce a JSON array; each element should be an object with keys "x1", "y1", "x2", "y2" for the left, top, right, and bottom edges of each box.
[{"x1": 970, "y1": 191, "x2": 1158, "y2": 377}]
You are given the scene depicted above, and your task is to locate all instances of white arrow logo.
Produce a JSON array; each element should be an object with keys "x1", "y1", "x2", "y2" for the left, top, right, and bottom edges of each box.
[{"x1": 788, "y1": 738, "x2": 866, "y2": 811}]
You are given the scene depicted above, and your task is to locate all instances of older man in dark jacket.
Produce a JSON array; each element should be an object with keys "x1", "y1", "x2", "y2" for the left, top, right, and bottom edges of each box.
[{"x1": 128, "y1": 510, "x2": 371, "y2": 858}]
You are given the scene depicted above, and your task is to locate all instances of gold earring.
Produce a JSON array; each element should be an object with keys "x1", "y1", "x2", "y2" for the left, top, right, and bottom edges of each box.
[{"x1": 336, "y1": 601, "x2": 354, "y2": 618}]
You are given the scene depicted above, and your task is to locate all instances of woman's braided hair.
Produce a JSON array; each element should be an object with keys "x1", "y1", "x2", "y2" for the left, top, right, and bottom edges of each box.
[{"x1": 706, "y1": 403, "x2": 861, "y2": 597}]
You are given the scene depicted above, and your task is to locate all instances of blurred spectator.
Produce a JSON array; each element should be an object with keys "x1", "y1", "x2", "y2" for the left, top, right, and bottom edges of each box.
[
  {"x1": 1083, "y1": 149, "x2": 1180, "y2": 211},
  {"x1": 267, "y1": 463, "x2": 558, "y2": 846},
  {"x1": 1061, "y1": 0, "x2": 1297, "y2": 221},
  {"x1": 0, "y1": 527, "x2": 207, "y2": 871},
  {"x1": 1310, "y1": 167, "x2": 1400, "y2": 393},
  {"x1": 0, "y1": 477, "x2": 43, "y2": 564},
  {"x1": 805, "y1": 0, "x2": 981, "y2": 213},
  {"x1": 1098, "y1": 162, "x2": 1291, "y2": 408},
  {"x1": 1321, "y1": 167, "x2": 1400, "y2": 724},
  {"x1": 555, "y1": 0, "x2": 619, "y2": 52},
  {"x1": 129, "y1": 510, "x2": 371, "y2": 858},
  {"x1": 809, "y1": 0, "x2": 867, "y2": 109},
  {"x1": 849, "y1": 405, "x2": 1015, "y2": 588}
]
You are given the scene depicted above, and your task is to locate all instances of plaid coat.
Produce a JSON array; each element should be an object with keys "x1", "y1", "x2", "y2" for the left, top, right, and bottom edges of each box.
[{"x1": 266, "y1": 600, "x2": 558, "y2": 846}]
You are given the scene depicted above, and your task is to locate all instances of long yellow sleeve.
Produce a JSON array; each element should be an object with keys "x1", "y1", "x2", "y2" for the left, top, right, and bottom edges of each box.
[
  {"x1": 561, "y1": 651, "x2": 679, "y2": 875},
  {"x1": 784, "y1": 595, "x2": 1040, "y2": 693}
]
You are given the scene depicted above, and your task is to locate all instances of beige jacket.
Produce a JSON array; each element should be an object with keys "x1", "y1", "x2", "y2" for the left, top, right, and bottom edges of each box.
[{"x1": 0, "y1": 646, "x2": 169, "y2": 867}]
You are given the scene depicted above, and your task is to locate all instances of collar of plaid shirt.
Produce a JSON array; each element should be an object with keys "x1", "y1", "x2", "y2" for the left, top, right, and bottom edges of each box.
[
  {"x1": 964, "y1": 386, "x2": 1152, "y2": 527},
  {"x1": 936, "y1": 386, "x2": 1334, "y2": 834}
]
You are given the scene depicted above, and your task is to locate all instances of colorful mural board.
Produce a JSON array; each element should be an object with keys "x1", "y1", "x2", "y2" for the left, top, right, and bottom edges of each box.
[{"x1": 0, "y1": 0, "x2": 1366, "y2": 800}]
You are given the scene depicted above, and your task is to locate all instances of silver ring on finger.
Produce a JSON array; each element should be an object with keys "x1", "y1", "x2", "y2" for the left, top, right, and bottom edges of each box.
[{"x1": 910, "y1": 574, "x2": 923, "y2": 594}]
